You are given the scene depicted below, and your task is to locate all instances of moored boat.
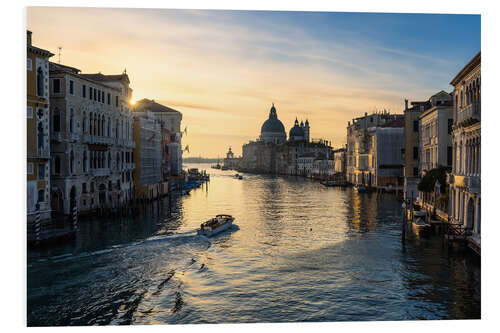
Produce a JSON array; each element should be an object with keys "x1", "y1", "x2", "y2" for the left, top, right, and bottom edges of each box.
[
  {"x1": 355, "y1": 185, "x2": 367, "y2": 193},
  {"x1": 197, "y1": 214, "x2": 235, "y2": 237},
  {"x1": 411, "y1": 211, "x2": 431, "y2": 235}
]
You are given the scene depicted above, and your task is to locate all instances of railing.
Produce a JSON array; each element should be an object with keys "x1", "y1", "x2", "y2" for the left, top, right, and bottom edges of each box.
[
  {"x1": 125, "y1": 140, "x2": 136, "y2": 149},
  {"x1": 82, "y1": 134, "x2": 91, "y2": 143},
  {"x1": 52, "y1": 132, "x2": 63, "y2": 142},
  {"x1": 68, "y1": 133, "x2": 80, "y2": 142},
  {"x1": 36, "y1": 147, "x2": 50, "y2": 158},
  {"x1": 91, "y1": 168, "x2": 110, "y2": 176},
  {"x1": 457, "y1": 103, "x2": 481, "y2": 124}
]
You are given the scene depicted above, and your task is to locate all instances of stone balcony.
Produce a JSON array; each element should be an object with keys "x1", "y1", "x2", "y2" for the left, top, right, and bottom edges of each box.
[
  {"x1": 52, "y1": 132, "x2": 63, "y2": 142},
  {"x1": 457, "y1": 103, "x2": 481, "y2": 125},
  {"x1": 125, "y1": 140, "x2": 136, "y2": 149},
  {"x1": 68, "y1": 133, "x2": 80, "y2": 142},
  {"x1": 91, "y1": 168, "x2": 110, "y2": 177}
]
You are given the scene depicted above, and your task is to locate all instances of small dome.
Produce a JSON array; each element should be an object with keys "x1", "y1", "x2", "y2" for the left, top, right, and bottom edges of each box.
[{"x1": 289, "y1": 124, "x2": 305, "y2": 138}]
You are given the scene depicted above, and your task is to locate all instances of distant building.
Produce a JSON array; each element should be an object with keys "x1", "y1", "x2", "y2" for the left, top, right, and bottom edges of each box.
[
  {"x1": 134, "y1": 99, "x2": 183, "y2": 176},
  {"x1": 132, "y1": 110, "x2": 162, "y2": 200},
  {"x1": 27, "y1": 31, "x2": 54, "y2": 222},
  {"x1": 223, "y1": 147, "x2": 241, "y2": 169},
  {"x1": 369, "y1": 121, "x2": 405, "y2": 190},
  {"x1": 403, "y1": 98, "x2": 430, "y2": 200},
  {"x1": 448, "y1": 52, "x2": 481, "y2": 242},
  {"x1": 346, "y1": 111, "x2": 403, "y2": 186},
  {"x1": 241, "y1": 104, "x2": 331, "y2": 175},
  {"x1": 419, "y1": 91, "x2": 453, "y2": 173},
  {"x1": 333, "y1": 147, "x2": 346, "y2": 175}
]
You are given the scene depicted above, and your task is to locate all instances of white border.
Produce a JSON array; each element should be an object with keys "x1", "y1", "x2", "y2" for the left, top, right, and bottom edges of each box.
[{"x1": 2, "y1": 0, "x2": 499, "y2": 332}]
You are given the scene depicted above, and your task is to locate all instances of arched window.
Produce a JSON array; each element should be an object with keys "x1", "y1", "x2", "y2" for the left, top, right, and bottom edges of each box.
[
  {"x1": 70, "y1": 150, "x2": 74, "y2": 174},
  {"x1": 82, "y1": 112, "x2": 87, "y2": 133},
  {"x1": 460, "y1": 90, "x2": 464, "y2": 108},
  {"x1": 107, "y1": 117, "x2": 111, "y2": 137},
  {"x1": 116, "y1": 152, "x2": 120, "y2": 170},
  {"x1": 108, "y1": 152, "x2": 111, "y2": 169},
  {"x1": 54, "y1": 155, "x2": 61, "y2": 174},
  {"x1": 36, "y1": 67, "x2": 44, "y2": 97}
]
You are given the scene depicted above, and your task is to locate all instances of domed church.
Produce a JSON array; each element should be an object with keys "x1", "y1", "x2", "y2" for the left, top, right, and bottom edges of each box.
[
  {"x1": 260, "y1": 104, "x2": 287, "y2": 144},
  {"x1": 289, "y1": 117, "x2": 310, "y2": 142}
]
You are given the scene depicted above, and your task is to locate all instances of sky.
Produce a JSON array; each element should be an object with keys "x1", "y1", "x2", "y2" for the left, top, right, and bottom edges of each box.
[{"x1": 27, "y1": 7, "x2": 480, "y2": 157}]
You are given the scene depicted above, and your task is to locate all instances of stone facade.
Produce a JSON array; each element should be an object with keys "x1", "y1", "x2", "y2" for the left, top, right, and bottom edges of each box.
[
  {"x1": 419, "y1": 91, "x2": 453, "y2": 173},
  {"x1": 27, "y1": 31, "x2": 54, "y2": 222},
  {"x1": 49, "y1": 63, "x2": 135, "y2": 216},
  {"x1": 346, "y1": 111, "x2": 403, "y2": 186},
  {"x1": 448, "y1": 52, "x2": 481, "y2": 240}
]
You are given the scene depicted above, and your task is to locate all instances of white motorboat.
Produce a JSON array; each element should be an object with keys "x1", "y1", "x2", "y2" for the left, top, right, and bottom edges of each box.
[{"x1": 197, "y1": 214, "x2": 235, "y2": 237}]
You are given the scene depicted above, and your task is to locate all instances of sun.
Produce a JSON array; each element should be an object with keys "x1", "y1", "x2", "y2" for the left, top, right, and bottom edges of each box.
[{"x1": 130, "y1": 99, "x2": 136, "y2": 105}]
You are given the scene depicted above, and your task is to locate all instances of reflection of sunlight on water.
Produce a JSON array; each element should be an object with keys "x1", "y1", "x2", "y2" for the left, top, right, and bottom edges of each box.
[{"x1": 27, "y1": 163, "x2": 481, "y2": 325}]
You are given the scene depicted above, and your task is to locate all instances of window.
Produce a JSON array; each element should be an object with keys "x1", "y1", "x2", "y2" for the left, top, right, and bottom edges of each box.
[
  {"x1": 54, "y1": 156, "x2": 61, "y2": 174},
  {"x1": 107, "y1": 93, "x2": 110, "y2": 105},
  {"x1": 38, "y1": 163, "x2": 45, "y2": 180},
  {"x1": 447, "y1": 146, "x2": 453, "y2": 166},
  {"x1": 27, "y1": 163, "x2": 34, "y2": 175},
  {"x1": 70, "y1": 150, "x2": 74, "y2": 174},
  {"x1": 69, "y1": 109, "x2": 74, "y2": 133},
  {"x1": 82, "y1": 183, "x2": 87, "y2": 193},
  {"x1": 53, "y1": 111, "x2": 61, "y2": 132},
  {"x1": 27, "y1": 106, "x2": 33, "y2": 119},
  {"x1": 27, "y1": 58, "x2": 32, "y2": 71},
  {"x1": 37, "y1": 122, "x2": 44, "y2": 150},
  {"x1": 36, "y1": 67, "x2": 44, "y2": 96},
  {"x1": 94, "y1": 89, "x2": 97, "y2": 101},
  {"x1": 413, "y1": 146, "x2": 419, "y2": 160},
  {"x1": 413, "y1": 167, "x2": 419, "y2": 177},
  {"x1": 69, "y1": 80, "x2": 74, "y2": 95},
  {"x1": 448, "y1": 119, "x2": 453, "y2": 134},
  {"x1": 413, "y1": 120, "x2": 419, "y2": 132},
  {"x1": 89, "y1": 87, "x2": 93, "y2": 99},
  {"x1": 115, "y1": 96, "x2": 119, "y2": 107},
  {"x1": 53, "y1": 78, "x2": 61, "y2": 93},
  {"x1": 98, "y1": 90, "x2": 101, "y2": 102},
  {"x1": 82, "y1": 84, "x2": 86, "y2": 98},
  {"x1": 38, "y1": 189, "x2": 45, "y2": 203}
]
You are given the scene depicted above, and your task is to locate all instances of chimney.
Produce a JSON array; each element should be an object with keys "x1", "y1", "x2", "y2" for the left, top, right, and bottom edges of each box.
[{"x1": 404, "y1": 99, "x2": 408, "y2": 110}]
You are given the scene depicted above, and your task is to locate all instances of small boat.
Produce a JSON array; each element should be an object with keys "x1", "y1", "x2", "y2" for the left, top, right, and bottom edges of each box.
[
  {"x1": 197, "y1": 214, "x2": 235, "y2": 237},
  {"x1": 355, "y1": 185, "x2": 367, "y2": 193},
  {"x1": 221, "y1": 165, "x2": 229, "y2": 170},
  {"x1": 411, "y1": 211, "x2": 431, "y2": 235},
  {"x1": 238, "y1": 175, "x2": 243, "y2": 180},
  {"x1": 234, "y1": 174, "x2": 240, "y2": 178}
]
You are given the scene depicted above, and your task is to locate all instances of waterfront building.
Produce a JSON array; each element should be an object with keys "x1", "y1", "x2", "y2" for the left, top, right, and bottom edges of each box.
[
  {"x1": 419, "y1": 91, "x2": 453, "y2": 173},
  {"x1": 223, "y1": 147, "x2": 241, "y2": 169},
  {"x1": 312, "y1": 154, "x2": 335, "y2": 179},
  {"x1": 448, "y1": 52, "x2": 481, "y2": 244},
  {"x1": 403, "y1": 98, "x2": 431, "y2": 200},
  {"x1": 297, "y1": 153, "x2": 316, "y2": 176},
  {"x1": 27, "y1": 31, "x2": 54, "y2": 222},
  {"x1": 346, "y1": 111, "x2": 403, "y2": 186},
  {"x1": 369, "y1": 120, "x2": 405, "y2": 190},
  {"x1": 132, "y1": 110, "x2": 163, "y2": 200},
  {"x1": 241, "y1": 104, "x2": 331, "y2": 175},
  {"x1": 49, "y1": 63, "x2": 135, "y2": 216},
  {"x1": 134, "y1": 99, "x2": 183, "y2": 176},
  {"x1": 333, "y1": 147, "x2": 347, "y2": 175}
]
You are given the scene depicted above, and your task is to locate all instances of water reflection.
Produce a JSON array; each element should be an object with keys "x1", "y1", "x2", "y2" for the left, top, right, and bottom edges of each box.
[{"x1": 27, "y1": 163, "x2": 480, "y2": 325}]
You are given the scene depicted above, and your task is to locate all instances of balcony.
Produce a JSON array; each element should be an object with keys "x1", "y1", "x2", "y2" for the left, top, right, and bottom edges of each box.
[
  {"x1": 125, "y1": 140, "x2": 136, "y2": 149},
  {"x1": 68, "y1": 133, "x2": 80, "y2": 142},
  {"x1": 82, "y1": 134, "x2": 92, "y2": 143},
  {"x1": 465, "y1": 175, "x2": 480, "y2": 194},
  {"x1": 91, "y1": 168, "x2": 110, "y2": 177},
  {"x1": 52, "y1": 132, "x2": 63, "y2": 142},
  {"x1": 457, "y1": 103, "x2": 481, "y2": 125},
  {"x1": 36, "y1": 147, "x2": 50, "y2": 159}
]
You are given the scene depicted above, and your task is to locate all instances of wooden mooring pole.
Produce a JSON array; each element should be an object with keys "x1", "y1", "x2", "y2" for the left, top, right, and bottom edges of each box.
[{"x1": 35, "y1": 203, "x2": 41, "y2": 245}]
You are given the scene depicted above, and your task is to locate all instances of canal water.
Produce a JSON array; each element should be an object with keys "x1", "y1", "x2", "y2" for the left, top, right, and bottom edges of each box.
[{"x1": 27, "y1": 163, "x2": 480, "y2": 325}]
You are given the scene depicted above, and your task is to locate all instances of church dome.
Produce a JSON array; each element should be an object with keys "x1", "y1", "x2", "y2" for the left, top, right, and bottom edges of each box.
[
  {"x1": 260, "y1": 104, "x2": 286, "y2": 144},
  {"x1": 289, "y1": 117, "x2": 305, "y2": 140},
  {"x1": 261, "y1": 105, "x2": 285, "y2": 133}
]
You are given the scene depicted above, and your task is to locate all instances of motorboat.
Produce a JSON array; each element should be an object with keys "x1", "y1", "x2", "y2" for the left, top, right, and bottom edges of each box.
[
  {"x1": 411, "y1": 211, "x2": 431, "y2": 235},
  {"x1": 197, "y1": 214, "x2": 235, "y2": 237},
  {"x1": 355, "y1": 185, "x2": 367, "y2": 193},
  {"x1": 238, "y1": 175, "x2": 243, "y2": 180}
]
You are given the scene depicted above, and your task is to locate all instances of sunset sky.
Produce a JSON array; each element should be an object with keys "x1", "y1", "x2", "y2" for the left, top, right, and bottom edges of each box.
[{"x1": 27, "y1": 7, "x2": 480, "y2": 157}]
